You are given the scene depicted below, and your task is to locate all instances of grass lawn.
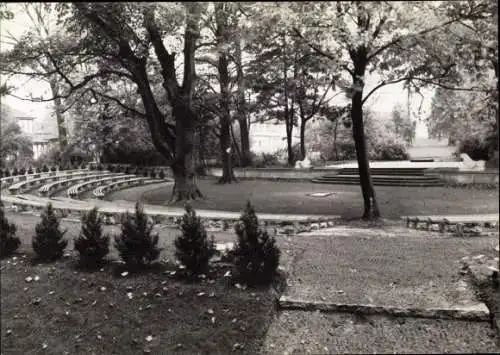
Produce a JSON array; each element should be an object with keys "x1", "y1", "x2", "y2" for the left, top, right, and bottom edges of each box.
[
  {"x1": 0, "y1": 213, "x2": 285, "y2": 354},
  {"x1": 108, "y1": 177, "x2": 499, "y2": 219}
]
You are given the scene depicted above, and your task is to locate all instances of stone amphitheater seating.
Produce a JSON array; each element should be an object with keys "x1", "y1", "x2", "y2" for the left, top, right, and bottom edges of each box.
[
  {"x1": 67, "y1": 174, "x2": 137, "y2": 199},
  {"x1": 7, "y1": 170, "x2": 95, "y2": 195},
  {"x1": 92, "y1": 178, "x2": 170, "y2": 199},
  {"x1": 1, "y1": 169, "x2": 84, "y2": 189},
  {"x1": 37, "y1": 172, "x2": 119, "y2": 197}
]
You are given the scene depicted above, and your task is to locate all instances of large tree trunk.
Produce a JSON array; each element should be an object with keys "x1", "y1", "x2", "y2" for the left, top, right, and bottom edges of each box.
[
  {"x1": 300, "y1": 117, "x2": 307, "y2": 160},
  {"x1": 170, "y1": 103, "x2": 203, "y2": 202},
  {"x1": 351, "y1": 50, "x2": 380, "y2": 220},
  {"x1": 49, "y1": 80, "x2": 68, "y2": 150},
  {"x1": 333, "y1": 118, "x2": 339, "y2": 161},
  {"x1": 216, "y1": 3, "x2": 237, "y2": 184},
  {"x1": 235, "y1": 27, "x2": 252, "y2": 167}
]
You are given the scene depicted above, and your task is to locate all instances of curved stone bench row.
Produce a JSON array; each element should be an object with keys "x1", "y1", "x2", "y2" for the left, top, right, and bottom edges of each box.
[
  {"x1": 38, "y1": 172, "x2": 119, "y2": 197},
  {"x1": 93, "y1": 178, "x2": 171, "y2": 199},
  {"x1": 68, "y1": 174, "x2": 138, "y2": 199},
  {"x1": 2, "y1": 194, "x2": 339, "y2": 234},
  {"x1": 1, "y1": 169, "x2": 86, "y2": 189},
  {"x1": 8, "y1": 170, "x2": 98, "y2": 195}
]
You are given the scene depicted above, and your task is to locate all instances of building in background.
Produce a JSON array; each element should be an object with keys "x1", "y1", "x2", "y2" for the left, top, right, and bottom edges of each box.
[{"x1": 5, "y1": 103, "x2": 59, "y2": 160}]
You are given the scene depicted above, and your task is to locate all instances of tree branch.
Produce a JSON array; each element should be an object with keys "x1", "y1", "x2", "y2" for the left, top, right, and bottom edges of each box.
[{"x1": 367, "y1": 17, "x2": 465, "y2": 62}]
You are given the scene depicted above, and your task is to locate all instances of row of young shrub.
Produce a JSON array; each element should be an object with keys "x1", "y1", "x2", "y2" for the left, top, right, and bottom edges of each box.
[
  {"x1": 0, "y1": 201, "x2": 281, "y2": 285},
  {"x1": 0, "y1": 164, "x2": 89, "y2": 178},
  {"x1": 105, "y1": 164, "x2": 167, "y2": 179}
]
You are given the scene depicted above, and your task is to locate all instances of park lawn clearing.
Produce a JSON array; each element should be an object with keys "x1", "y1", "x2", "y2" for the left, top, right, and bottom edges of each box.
[
  {"x1": 110, "y1": 177, "x2": 499, "y2": 219},
  {"x1": 1, "y1": 254, "x2": 283, "y2": 354}
]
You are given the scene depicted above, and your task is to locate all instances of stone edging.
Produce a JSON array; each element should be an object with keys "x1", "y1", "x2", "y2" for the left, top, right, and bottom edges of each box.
[
  {"x1": 460, "y1": 254, "x2": 500, "y2": 341},
  {"x1": 4, "y1": 200, "x2": 339, "y2": 234},
  {"x1": 278, "y1": 296, "x2": 490, "y2": 322}
]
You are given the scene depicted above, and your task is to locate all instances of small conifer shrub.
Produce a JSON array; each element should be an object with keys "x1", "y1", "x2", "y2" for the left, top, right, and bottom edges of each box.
[
  {"x1": 74, "y1": 207, "x2": 110, "y2": 269},
  {"x1": 114, "y1": 203, "x2": 161, "y2": 269},
  {"x1": 50, "y1": 166, "x2": 57, "y2": 172},
  {"x1": 0, "y1": 202, "x2": 20, "y2": 258},
  {"x1": 12, "y1": 167, "x2": 19, "y2": 176},
  {"x1": 36, "y1": 167, "x2": 41, "y2": 173},
  {"x1": 143, "y1": 169, "x2": 149, "y2": 177},
  {"x1": 174, "y1": 204, "x2": 216, "y2": 274},
  {"x1": 233, "y1": 201, "x2": 281, "y2": 285},
  {"x1": 159, "y1": 170, "x2": 165, "y2": 179},
  {"x1": 32, "y1": 203, "x2": 68, "y2": 261},
  {"x1": 4, "y1": 169, "x2": 10, "y2": 177},
  {"x1": 150, "y1": 169, "x2": 156, "y2": 179},
  {"x1": 27, "y1": 167, "x2": 34, "y2": 174},
  {"x1": 42, "y1": 165, "x2": 49, "y2": 173},
  {"x1": 19, "y1": 167, "x2": 26, "y2": 175}
]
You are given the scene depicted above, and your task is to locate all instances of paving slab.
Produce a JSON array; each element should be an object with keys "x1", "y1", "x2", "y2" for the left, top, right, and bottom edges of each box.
[{"x1": 280, "y1": 225, "x2": 496, "y2": 315}]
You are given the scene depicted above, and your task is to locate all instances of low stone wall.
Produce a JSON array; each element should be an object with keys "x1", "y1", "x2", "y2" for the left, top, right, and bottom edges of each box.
[
  {"x1": 426, "y1": 169, "x2": 499, "y2": 186},
  {"x1": 206, "y1": 167, "x2": 335, "y2": 181}
]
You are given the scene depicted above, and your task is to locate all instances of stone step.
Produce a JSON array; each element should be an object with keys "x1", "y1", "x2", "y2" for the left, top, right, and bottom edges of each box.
[
  {"x1": 322, "y1": 174, "x2": 439, "y2": 181},
  {"x1": 338, "y1": 168, "x2": 428, "y2": 176},
  {"x1": 312, "y1": 178, "x2": 444, "y2": 187}
]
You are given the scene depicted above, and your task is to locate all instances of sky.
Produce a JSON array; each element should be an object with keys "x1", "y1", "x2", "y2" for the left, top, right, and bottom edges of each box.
[{"x1": 1, "y1": 3, "x2": 433, "y2": 139}]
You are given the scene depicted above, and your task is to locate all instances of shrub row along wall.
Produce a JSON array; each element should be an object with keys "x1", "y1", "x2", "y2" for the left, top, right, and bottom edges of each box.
[{"x1": 205, "y1": 167, "x2": 335, "y2": 181}]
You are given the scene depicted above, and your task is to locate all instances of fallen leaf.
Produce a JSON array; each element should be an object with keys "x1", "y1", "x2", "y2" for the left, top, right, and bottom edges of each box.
[
  {"x1": 127, "y1": 292, "x2": 133, "y2": 299},
  {"x1": 42, "y1": 343, "x2": 48, "y2": 349},
  {"x1": 178, "y1": 265, "x2": 186, "y2": 270},
  {"x1": 142, "y1": 292, "x2": 148, "y2": 297},
  {"x1": 197, "y1": 292, "x2": 206, "y2": 297},
  {"x1": 207, "y1": 309, "x2": 214, "y2": 314},
  {"x1": 91, "y1": 300, "x2": 97, "y2": 306},
  {"x1": 145, "y1": 335, "x2": 153, "y2": 342},
  {"x1": 233, "y1": 343, "x2": 244, "y2": 350},
  {"x1": 49, "y1": 291, "x2": 55, "y2": 295},
  {"x1": 25, "y1": 276, "x2": 33, "y2": 283},
  {"x1": 224, "y1": 271, "x2": 231, "y2": 277},
  {"x1": 33, "y1": 297, "x2": 42, "y2": 305},
  {"x1": 100, "y1": 268, "x2": 104, "y2": 272},
  {"x1": 198, "y1": 274, "x2": 206, "y2": 279},
  {"x1": 97, "y1": 334, "x2": 102, "y2": 340},
  {"x1": 23, "y1": 287, "x2": 28, "y2": 292},
  {"x1": 34, "y1": 276, "x2": 40, "y2": 281},
  {"x1": 121, "y1": 271, "x2": 129, "y2": 277},
  {"x1": 100, "y1": 286, "x2": 107, "y2": 292},
  {"x1": 211, "y1": 316, "x2": 216, "y2": 324},
  {"x1": 169, "y1": 271, "x2": 176, "y2": 276},
  {"x1": 208, "y1": 292, "x2": 215, "y2": 297},
  {"x1": 232, "y1": 318, "x2": 238, "y2": 324},
  {"x1": 6, "y1": 329, "x2": 12, "y2": 335}
]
